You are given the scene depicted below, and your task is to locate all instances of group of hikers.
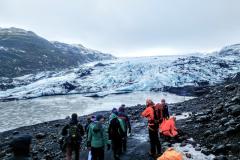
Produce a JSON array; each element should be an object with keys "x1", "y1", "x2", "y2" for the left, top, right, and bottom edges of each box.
[{"x1": 8, "y1": 98, "x2": 181, "y2": 160}]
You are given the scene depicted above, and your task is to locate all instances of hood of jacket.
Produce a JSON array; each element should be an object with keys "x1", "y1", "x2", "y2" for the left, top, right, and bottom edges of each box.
[
  {"x1": 109, "y1": 113, "x2": 118, "y2": 123},
  {"x1": 92, "y1": 121, "x2": 102, "y2": 133}
]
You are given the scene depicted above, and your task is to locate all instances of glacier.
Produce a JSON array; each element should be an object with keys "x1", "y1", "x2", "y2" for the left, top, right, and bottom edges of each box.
[{"x1": 0, "y1": 48, "x2": 239, "y2": 101}]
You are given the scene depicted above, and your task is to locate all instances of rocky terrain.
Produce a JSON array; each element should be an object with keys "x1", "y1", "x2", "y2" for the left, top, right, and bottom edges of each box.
[
  {"x1": 0, "y1": 72, "x2": 239, "y2": 160},
  {"x1": 176, "y1": 72, "x2": 240, "y2": 159},
  {"x1": 0, "y1": 27, "x2": 114, "y2": 78}
]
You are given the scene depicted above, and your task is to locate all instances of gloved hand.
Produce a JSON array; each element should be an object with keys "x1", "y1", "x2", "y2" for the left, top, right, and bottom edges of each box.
[
  {"x1": 107, "y1": 144, "x2": 111, "y2": 150},
  {"x1": 87, "y1": 141, "x2": 91, "y2": 148}
]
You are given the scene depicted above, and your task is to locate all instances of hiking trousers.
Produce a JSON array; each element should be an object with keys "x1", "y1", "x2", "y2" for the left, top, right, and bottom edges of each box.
[
  {"x1": 121, "y1": 136, "x2": 127, "y2": 152},
  {"x1": 112, "y1": 139, "x2": 122, "y2": 160},
  {"x1": 91, "y1": 147, "x2": 104, "y2": 160},
  {"x1": 66, "y1": 144, "x2": 80, "y2": 160},
  {"x1": 148, "y1": 128, "x2": 161, "y2": 155}
]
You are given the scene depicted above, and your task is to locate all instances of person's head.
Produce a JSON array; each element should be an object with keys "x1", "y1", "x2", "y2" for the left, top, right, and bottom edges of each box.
[
  {"x1": 71, "y1": 113, "x2": 78, "y2": 124},
  {"x1": 119, "y1": 104, "x2": 125, "y2": 112},
  {"x1": 161, "y1": 99, "x2": 166, "y2": 105},
  {"x1": 112, "y1": 108, "x2": 118, "y2": 115},
  {"x1": 146, "y1": 99, "x2": 154, "y2": 106},
  {"x1": 96, "y1": 114, "x2": 105, "y2": 123},
  {"x1": 87, "y1": 116, "x2": 92, "y2": 123},
  {"x1": 10, "y1": 134, "x2": 32, "y2": 157},
  {"x1": 91, "y1": 115, "x2": 96, "y2": 122}
]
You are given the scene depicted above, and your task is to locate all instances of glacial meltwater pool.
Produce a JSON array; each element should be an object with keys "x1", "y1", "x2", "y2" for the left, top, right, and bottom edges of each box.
[{"x1": 0, "y1": 91, "x2": 193, "y2": 132}]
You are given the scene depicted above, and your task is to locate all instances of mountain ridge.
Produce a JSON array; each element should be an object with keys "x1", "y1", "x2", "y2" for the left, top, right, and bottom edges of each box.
[{"x1": 0, "y1": 27, "x2": 114, "y2": 78}]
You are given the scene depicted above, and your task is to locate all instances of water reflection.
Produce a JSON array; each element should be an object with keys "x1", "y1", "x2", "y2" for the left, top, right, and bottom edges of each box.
[{"x1": 0, "y1": 92, "x2": 193, "y2": 132}]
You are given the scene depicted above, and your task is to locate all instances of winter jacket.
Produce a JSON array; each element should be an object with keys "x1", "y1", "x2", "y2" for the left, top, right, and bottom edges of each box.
[
  {"x1": 61, "y1": 120, "x2": 84, "y2": 144},
  {"x1": 118, "y1": 111, "x2": 131, "y2": 134},
  {"x1": 160, "y1": 117, "x2": 178, "y2": 137},
  {"x1": 108, "y1": 113, "x2": 124, "y2": 140},
  {"x1": 141, "y1": 105, "x2": 155, "y2": 124},
  {"x1": 88, "y1": 121, "x2": 109, "y2": 148},
  {"x1": 155, "y1": 103, "x2": 170, "y2": 119}
]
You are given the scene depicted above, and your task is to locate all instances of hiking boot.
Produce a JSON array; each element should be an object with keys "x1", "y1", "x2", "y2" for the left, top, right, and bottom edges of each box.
[{"x1": 148, "y1": 151, "x2": 155, "y2": 157}]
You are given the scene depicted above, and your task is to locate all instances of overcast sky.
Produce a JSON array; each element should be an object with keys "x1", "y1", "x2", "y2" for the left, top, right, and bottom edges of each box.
[{"x1": 1, "y1": 0, "x2": 240, "y2": 57}]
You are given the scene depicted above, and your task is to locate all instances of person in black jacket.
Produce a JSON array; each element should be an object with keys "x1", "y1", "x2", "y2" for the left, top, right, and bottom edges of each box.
[
  {"x1": 161, "y1": 99, "x2": 169, "y2": 119},
  {"x1": 62, "y1": 113, "x2": 84, "y2": 160},
  {"x1": 118, "y1": 104, "x2": 131, "y2": 153},
  {"x1": 8, "y1": 134, "x2": 32, "y2": 160},
  {"x1": 108, "y1": 108, "x2": 124, "y2": 160}
]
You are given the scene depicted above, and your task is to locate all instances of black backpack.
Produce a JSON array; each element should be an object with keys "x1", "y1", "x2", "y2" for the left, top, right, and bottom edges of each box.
[{"x1": 68, "y1": 124, "x2": 81, "y2": 144}]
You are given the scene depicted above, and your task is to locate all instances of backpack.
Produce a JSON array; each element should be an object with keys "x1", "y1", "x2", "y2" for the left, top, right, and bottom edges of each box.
[
  {"x1": 118, "y1": 117, "x2": 127, "y2": 133},
  {"x1": 150, "y1": 105, "x2": 163, "y2": 129},
  {"x1": 68, "y1": 124, "x2": 81, "y2": 144},
  {"x1": 159, "y1": 117, "x2": 178, "y2": 137},
  {"x1": 154, "y1": 104, "x2": 164, "y2": 122},
  {"x1": 157, "y1": 148, "x2": 183, "y2": 160},
  {"x1": 109, "y1": 118, "x2": 124, "y2": 139}
]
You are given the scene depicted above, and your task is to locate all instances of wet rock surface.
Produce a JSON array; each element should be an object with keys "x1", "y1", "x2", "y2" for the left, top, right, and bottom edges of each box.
[{"x1": 176, "y1": 74, "x2": 240, "y2": 159}]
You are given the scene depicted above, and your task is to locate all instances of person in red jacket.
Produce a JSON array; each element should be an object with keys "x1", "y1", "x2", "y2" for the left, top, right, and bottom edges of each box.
[{"x1": 141, "y1": 99, "x2": 161, "y2": 157}]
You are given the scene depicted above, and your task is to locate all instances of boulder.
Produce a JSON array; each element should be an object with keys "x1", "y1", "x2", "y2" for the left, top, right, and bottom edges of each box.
[
  {"x1": 225, "y1": 126, "x2": 236, "y2": 135},
  {"x1": 62, "y1": 82, "x2": 76, "y2": 91},
  {"x1": 35, "y1": 133, "x2": 46, "y2": 139},
  {"x1": 228, "y1": 105, "x2": 240, "y2": 116},
  {"x1": 226, "y1": 143, "x2": 240, "y2": 153},
  {"x1": 201, "y1": 148, "x2": 211, "y2": 155},
  {"x1": 231, "y1": 96, "x2": 240, "y2": 104},
  {"x1": 203, "y1": 130, "x2": 212, "y2": 137},
  {"x1": 213, "y1": 144, "x2": 227, "y2": 154},
  {"x1": 213, "y1": 155, "x2": 228, "y2": 160},
  {"x1": 12, "y1": 131, "x2": 19, "y2": 135},
  {"x1": 225, "y1": 84, "x2": 236, "y2": 91},
  {"x1": 195, "y1": 146, "x2": 201, "y2": 151}
]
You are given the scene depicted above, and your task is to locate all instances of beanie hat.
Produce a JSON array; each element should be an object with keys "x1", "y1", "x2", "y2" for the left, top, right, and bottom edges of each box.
[
  {"x1": 112, "y1": 108, "x2": 118, "y2": 115},
  {"x1": 96, "y1": 114, "x2": 104, "y2": 121}
]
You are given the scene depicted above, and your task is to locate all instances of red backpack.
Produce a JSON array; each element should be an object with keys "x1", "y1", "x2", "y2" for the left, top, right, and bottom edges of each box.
[{"x1": 154, "y1": 103, "x2": 164, "y2": 123}]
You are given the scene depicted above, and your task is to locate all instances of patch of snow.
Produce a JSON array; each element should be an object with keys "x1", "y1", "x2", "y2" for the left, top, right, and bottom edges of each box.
[
  {"x1": 0, "y1": 46, "x2": 9, "y2": 51},
  {"x1": 174, "y1": 112, "x2": 192, "y2": 120},
  {"x1": 173, "y1": 143, "x2": 215, "y2": 160}
]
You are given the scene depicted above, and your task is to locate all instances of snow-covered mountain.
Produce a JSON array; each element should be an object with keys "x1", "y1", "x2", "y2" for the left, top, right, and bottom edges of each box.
[
  {"x1": 0, "y1": 44, "x2": 240, "y2": 101},
  {"x1": 218, "y1": 44, "x2": 240, "y2": 57},
  {"x1": 0, "y1": 27, "x2": 114, "y2": 78}
]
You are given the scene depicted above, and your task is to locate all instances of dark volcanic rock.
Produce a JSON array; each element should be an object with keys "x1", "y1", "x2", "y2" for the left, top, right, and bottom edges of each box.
[
  {"x1": 62, "y1": 82, "x2": 76, "y2": 91},
  {"x1": 228, "y1": 105, "x2": 240, "y2": 116},
  {"x1": 35, "y1": 133, "x2": 46, "y2": 139},
  {"x1": 175, "y1": 73, "x2": 240, "y2": 159}
]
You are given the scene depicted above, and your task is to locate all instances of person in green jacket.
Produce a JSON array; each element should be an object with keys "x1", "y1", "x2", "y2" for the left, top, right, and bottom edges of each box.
[{"x1": 87, "y1": 114, "x2": 110, "y2": 160}]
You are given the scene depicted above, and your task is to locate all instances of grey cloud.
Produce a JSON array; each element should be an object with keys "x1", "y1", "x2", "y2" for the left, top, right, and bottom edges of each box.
[{"x1": 1, "y1": 0, "x2": 240, "y2": 56}]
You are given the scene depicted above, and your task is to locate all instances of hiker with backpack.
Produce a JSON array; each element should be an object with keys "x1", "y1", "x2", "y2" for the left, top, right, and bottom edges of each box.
[
  {"x1": 62, "y1": 113, "x2": 84, "y2": 160},
  {"x1": 109, "y1": 108, "x2": 125, "y2": 160},
  {"x1": 87, "y1": 114, "x2": 110, "y2": 160},
  {"x1": 155, "y1": 99, "x2": 169, "y2": 120},
  {"x1": 118, "y1": 104, "x2": 131, "y2": 153},
  {"x1": 141, "y1": 99, "x2": 161, "y2": 157}
]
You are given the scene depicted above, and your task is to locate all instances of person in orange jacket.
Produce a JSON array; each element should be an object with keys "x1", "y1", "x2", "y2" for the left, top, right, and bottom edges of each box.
[{"x1": 141, "y1": 99, "x2": 161, "y2": 157}]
